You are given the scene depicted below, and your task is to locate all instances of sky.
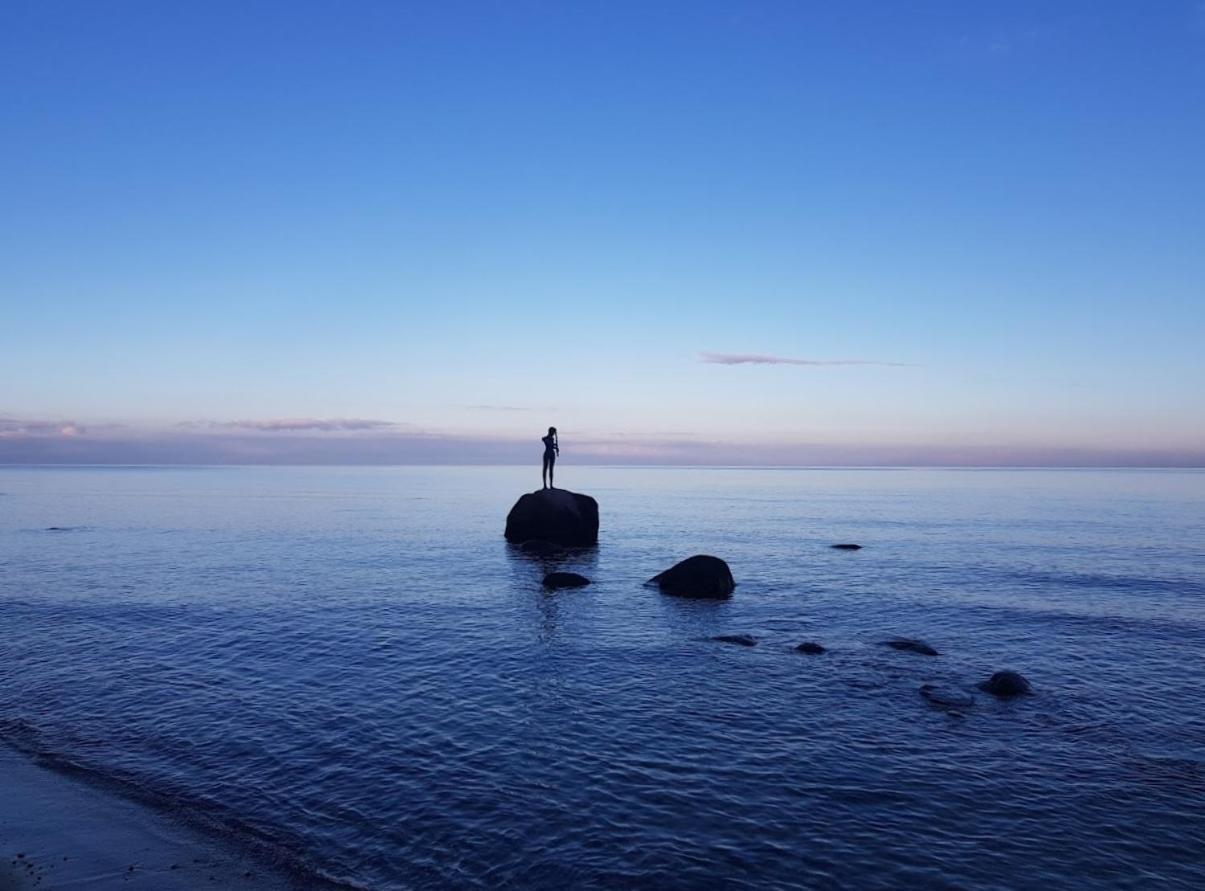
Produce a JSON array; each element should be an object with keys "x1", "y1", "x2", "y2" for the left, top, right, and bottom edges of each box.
[{"x1": 2, "y1": 1, "x2": 1203, "y2": 465}]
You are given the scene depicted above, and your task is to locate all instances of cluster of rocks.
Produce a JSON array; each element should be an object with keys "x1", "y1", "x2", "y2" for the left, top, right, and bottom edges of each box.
[
  {"x1": 915, "y1": 670, "x2": 1033, "y2": 714},
  {"x1": 537, "y1": 553, "x2": 736, "y2": 597},
  {"x1": 703, "y1": 633, "x2": 1031, "y2": 700},
  {"x1": 506, "y1": 488, "x2": 1032, "y2": 707},
  {"x1": 877, "y1": 640, "x2": 1032, "y2": 703}
]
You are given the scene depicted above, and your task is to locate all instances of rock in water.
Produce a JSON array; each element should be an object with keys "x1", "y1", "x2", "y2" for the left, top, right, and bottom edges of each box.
[
  {"x1": 919, "y1": 684, "x2": 975, "y2": 709},
  {"x1": 504, "y1": 489, "x2": 599, "y2": 547},
  {"x1": 649, "y1": 555, "x2": 735, "y2": 599},
  {"x1": 881, "y1": 638, "x2": 939, "y2": 656},
  {"x1": 795, "y1": 642, "x2": 826, "y2": 655},
  {"x1": 543, "y1": 571, "x2": 591, "y2": 589},
  {"x1": 711, "y1": 634, "x2": 757, "y2": 646},
  {"x1": 977, "y1": 670, "x2": 1031, "y2": 697},
  {"x1": 517, "y1": 539, "x2": 560, "y2": 556},
  {"x1": 831, "y1": 543, "x2": 862, "y2": 550}
]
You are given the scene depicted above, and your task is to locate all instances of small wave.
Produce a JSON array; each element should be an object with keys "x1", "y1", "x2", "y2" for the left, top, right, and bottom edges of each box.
[
  {"x1": 959, "y1": 600, "x2": 1205, "y2": 642},
  {"x1": 0, "y1": 721, "x2": 358, "y2": 891},
  {"x1": 1126, "y1": 752, "x2": 1205, "y2": 792},
  {"x1": 1001, "y1": 568, "x2": 1205, "y2": 597}
]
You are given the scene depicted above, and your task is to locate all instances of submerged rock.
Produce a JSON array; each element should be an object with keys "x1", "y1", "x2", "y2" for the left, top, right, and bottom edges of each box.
[
  {"x1": 794, "y1": 641, "x2": 826, "y2": 655},
  {"x1": 517, "y1": 539, "x2": 560, "y2": 556},
  {"x1": 543, "y1": 571, "x2": 591, "y2": 590},
  {"x1": 831, "y1": 543, "x2": 862, "y2": 550},
  {"x1": 882, "y1": 638, "x2": 939, "y2": 656},
  {"x1": 977, "y1": 670, "x2": 1032, "y2": 697},
  {"x1": 504, "y1": 489, "x2": 599, "y2": 547},
  {"x1": 711, "y1": 634, "x2": 757, "y2": 646},
  {"x1": 919, "y1": 684, "x2": 974, "y2": 709},
  {"x1": 648, "y1": 555, "x2": 735, "y2": 599}
]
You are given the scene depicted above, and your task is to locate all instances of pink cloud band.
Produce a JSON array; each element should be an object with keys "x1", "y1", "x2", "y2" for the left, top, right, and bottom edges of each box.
[{"x1": 701, "y1": 352, "x2": 912, "y2": 367}]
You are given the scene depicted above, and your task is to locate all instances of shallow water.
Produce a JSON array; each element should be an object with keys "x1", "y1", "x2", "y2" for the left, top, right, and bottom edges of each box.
[{"x1": 1, "y1": 466, "x2": 1204, "y2": 889}]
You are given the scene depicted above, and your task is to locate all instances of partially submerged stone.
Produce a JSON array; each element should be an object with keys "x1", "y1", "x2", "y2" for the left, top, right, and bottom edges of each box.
[
  {"x1": 919, "y1": 683, "x2": 974, "y2": 709},
  {"x1": 831, "y1": 543, "x2": 862, "y2": 550},
  {"x1": 882, "y1": 638, "x2": 939, "y2": 656},
  {"x1": 648, "y1": 555, "x2": 735, "y2": 599},
  {"x1": 794, "y1": 642, "x2": 826, "y2": 655},
  {"x1": 504, "y1": 489, "x2": 599, "y2": 547},
  {"x1": 517, "y1": 539, "x2": 560, "y2": 556},
  {"x1": 543, "y1": 571, "x2": 591, "y2": 590},
  {"x1": 977, "y1": 670, "x2": 1032, "y2": 698},
  {"x1": 711, "y1": 634, "x2": 757, "y2": 647}
]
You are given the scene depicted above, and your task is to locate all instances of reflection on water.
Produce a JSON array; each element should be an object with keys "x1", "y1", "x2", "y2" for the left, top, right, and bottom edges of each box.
[{"x1": 1, "y1": 466, "x2": 1204, "y2": 889}]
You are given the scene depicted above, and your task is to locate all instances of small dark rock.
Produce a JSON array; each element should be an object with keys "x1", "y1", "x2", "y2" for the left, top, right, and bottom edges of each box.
[
  {"x1": 543, "y1": 571, "x2": 591, "y2": 589},
  {"x1": 831, "y1": 543, "x2": 862, "y2": 550},
  {"x1": 711, "y1": 634, "x2": 757, "y2": 646},
  {"x1": 649, "y1": 555, "x2": 735, "y2": 599},
  {"x1": 882, "y1": 638, "x2": 939, "y2": 656},
  {"x1": 919, "y1": 683, "x2": 974, "y2": 709},
  {"x1": 794, "y1": 641, "x2": 826, "y2": 655},
  {"x1": 977, "y1": 670, "x2": 1032, "y2": 697}
]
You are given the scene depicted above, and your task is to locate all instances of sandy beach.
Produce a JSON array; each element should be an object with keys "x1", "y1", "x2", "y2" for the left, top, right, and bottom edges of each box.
[{"x1": 0, "y1": 744, "x2": 310, "y2": 891}]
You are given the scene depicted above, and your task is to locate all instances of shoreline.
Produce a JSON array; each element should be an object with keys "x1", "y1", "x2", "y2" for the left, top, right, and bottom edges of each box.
[{"x1": 0, "y1": 743, "x2": 330, "y2": 891}]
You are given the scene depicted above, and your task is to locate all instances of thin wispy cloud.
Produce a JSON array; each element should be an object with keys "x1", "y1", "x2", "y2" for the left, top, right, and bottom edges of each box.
[
  {"x1": 465, "y1": 405, "x2": 550, "y2": 413},
  {"x1": 700, "y1": 353, "x2": 913, "y2": 368},
  {"x1": 1, "y1": 416, "x2": 1201, "y2": 467},
  {"x1": 205, "y1": 418, "x2": 401, "y2": 433},
  {"x1": 0, "y1": 417, "x2": 84, "y2": 437}
]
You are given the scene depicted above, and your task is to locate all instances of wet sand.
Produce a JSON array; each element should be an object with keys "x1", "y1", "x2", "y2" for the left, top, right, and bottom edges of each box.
[{"x1": 0, "y1": 745, "x2": 312, "y2": 890}]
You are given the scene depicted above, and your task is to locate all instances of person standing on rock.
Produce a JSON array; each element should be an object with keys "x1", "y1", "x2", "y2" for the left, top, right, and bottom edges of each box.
[{"x1": 542, "y1": 427, "x2": 559, "y2": 489}]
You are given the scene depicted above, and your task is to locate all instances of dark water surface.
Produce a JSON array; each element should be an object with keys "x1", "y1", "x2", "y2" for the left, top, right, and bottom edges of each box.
[{"x1": 2, "y1": 466, "x2": 1204, "y2": 889}]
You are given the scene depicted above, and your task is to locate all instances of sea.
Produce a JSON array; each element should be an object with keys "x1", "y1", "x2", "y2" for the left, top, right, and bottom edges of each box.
[{"x1": 1, "y1": 465, "x2": 1203, "y2": 889}]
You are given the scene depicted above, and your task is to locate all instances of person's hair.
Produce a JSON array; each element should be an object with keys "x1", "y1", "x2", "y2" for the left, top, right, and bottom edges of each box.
[{"x1": 548, "y1": 426, "x2": 557, "y2": 435}]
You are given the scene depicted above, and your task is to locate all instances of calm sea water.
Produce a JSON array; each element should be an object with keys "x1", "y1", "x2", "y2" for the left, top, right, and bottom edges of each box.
[{"x1": 1, "y1": 466, "x2": 1204, "y2": 889}]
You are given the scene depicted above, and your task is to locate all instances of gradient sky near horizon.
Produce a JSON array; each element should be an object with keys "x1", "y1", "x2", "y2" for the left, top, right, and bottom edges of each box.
[{"x1": 2, "y1": 1, "x2": 1203, "y2": 465}]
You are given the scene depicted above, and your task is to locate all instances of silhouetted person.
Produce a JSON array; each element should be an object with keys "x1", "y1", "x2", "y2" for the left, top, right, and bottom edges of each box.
[{"x1": 542, "y1": 427, "x2": 559, "y2": 489}]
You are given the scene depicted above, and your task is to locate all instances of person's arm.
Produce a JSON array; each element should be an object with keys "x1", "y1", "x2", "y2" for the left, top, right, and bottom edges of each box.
[{"x1": 555, "y1": 434, "x2": 560, "y2": 455}]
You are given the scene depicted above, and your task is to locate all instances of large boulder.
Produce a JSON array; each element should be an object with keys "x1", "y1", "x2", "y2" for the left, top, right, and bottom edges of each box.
[
  {"x1": 504, "y1": 489, "x2": 599, "y2": 547},
  {"x1": 649, "y1": 555, "x2": 735, "y2": 599}
]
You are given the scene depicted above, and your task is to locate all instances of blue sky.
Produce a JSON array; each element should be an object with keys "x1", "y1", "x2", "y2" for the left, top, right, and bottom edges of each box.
[{"x1": 2, "y1": 1, "x2": 1203, "y2": 464}]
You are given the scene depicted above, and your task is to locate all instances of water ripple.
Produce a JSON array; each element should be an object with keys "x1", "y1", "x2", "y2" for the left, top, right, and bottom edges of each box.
[{"x1": 1, "y1": 466, "x2": 1204, "y2": 888}]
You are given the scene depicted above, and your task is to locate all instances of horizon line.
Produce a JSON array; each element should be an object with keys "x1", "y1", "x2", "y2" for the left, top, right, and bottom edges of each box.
[{"x1": 3, "y1": 462, "x2": 1203, "y2": 470}]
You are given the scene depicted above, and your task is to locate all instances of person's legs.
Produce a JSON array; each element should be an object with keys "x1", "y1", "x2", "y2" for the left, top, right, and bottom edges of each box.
[
  {"x1": 548, "y1": 456, "x2": 555, "y2": 489},
  {"x1": 542, "y1": 454, "x2": 550, "y2": 488}
]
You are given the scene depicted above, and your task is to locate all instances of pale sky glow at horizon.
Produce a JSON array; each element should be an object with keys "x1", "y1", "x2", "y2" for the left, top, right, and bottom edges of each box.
[{"x1": 2, "y1": 1, "x2": 1203, "y2": 465}]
